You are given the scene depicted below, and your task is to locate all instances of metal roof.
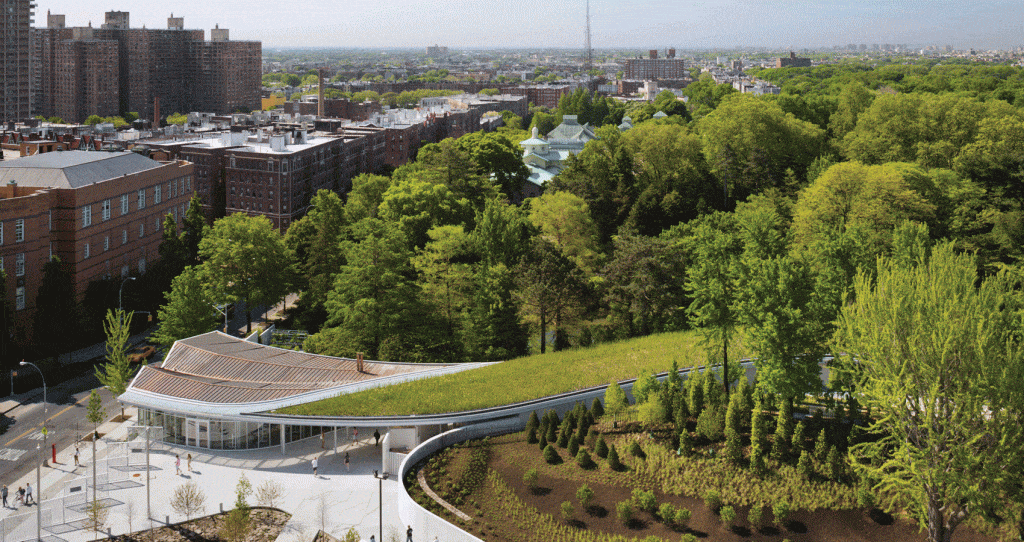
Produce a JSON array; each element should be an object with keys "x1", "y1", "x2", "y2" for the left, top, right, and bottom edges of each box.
[
  {"x1": 119, "y1": 331, "x2": 495, "y2": 417},
  {"x1": 0, "y1": 151, "x2": 163, "y2": 189}
]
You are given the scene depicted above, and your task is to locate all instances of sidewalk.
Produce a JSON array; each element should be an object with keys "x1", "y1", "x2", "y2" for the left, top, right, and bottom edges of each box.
[{"x1": 0, "y1": 409, "x2": 409, "y2": 542}]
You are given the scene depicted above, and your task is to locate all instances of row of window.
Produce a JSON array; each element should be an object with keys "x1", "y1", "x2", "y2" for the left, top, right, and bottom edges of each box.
[
  {"x1": 81, "y1": 176, "x2": 192, "y2": 229},
  {"x1": 0, "y1": 255, "x2": 27, "y2": 310},
  {"x1": 82, "y1": 204, "x2": 187, "y2": 261}
]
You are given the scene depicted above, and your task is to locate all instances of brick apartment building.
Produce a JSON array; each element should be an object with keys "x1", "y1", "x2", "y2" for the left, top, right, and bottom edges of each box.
[
  {"x1": 28, "y1": 10, "x2": 261, "y2": 123},
  {"x1": 623, "y1": 58, "x2": 688, "y2": 80},
  {"x1": 1, "y1": 0, "x2": 33, "y2": 123},
  {"x1": 499, "y1": 84, "x2": 573, "y2": 109},
  {"x1": 776, "y1": 52, "x2": 812, "y2": 68},
  {"x1": 0, "y1": 150, "x2": 193, "y2": 343}
]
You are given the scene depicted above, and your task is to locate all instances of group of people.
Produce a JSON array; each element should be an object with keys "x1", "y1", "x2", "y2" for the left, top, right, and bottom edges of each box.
[
  {"x1": 1, "y1": 483, "x2": 33, "y2": 508},
  {"x1": 174, "y1": 453, "x2": 194, "y2": 475}
]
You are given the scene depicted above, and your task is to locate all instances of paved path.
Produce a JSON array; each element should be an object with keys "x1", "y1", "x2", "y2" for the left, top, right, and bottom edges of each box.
[{"x1": 0, "y1": 408, "x2": 409, "y2": 542}]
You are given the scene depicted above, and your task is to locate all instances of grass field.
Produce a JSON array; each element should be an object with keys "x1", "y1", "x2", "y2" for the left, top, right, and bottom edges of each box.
[{"x1": 277, "y1": 330, "x2": 748, "y2": 416}]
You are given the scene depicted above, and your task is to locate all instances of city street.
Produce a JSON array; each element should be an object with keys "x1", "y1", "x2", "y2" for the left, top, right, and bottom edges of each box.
[{"x1": 0, "y1": 375, "x2": 120, "y2": 490}]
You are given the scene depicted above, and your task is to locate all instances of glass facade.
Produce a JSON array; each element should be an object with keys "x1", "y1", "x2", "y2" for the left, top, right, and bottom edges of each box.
[{"x1": 138, "y1": 408, "x2": 332, "y2": 450}]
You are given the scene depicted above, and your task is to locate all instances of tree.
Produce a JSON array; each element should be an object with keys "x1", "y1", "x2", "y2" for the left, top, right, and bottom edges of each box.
[
  {"x1": 454, "y1": 131, "x2": 530, "y2": 199},
  {"x1": 835, "y1": 242, "x2": 1024, "y2": 542},
  {"x1": 86, "y1": 498, "x2": 110, "y2": 537},
  {"x1": 603, "y1": 234, "x2": 689, "y2": 338},
  {"x1": 685, "y1": 213, "x2": 741, "y2": 396},
  {"x1": 171, "y1": 480, "x2": 207, "y2": 522},
  {"x1": 576, "y1": 484, "x2": 595, "y2": 509},
  {"x1": 604, "y1": 380, "x2": 627, "y2": 417},
  {"x1": 527, "y1": 191, "x2": 601, "y2": 275},
  {"x1": 96, "y1": 309, "x2": 135, "y2": 396},
  {"x1": 34, "y1": 256, "x2": 79, "y2": 356},
  {"x1": 199, "y1": 213, "x2": 294, "y2": 334},
  {"x1": 153, "y1": 266, "x2": 220, "y2": 348},
  {"x1": 514, "y1": 238, "x2": 590, "y2": 352},
  {"x1": 286, "y1": 190, "x2": 349, "y2": 332},
  {"x1": 412, "y1": 225, "x2": 475, "y2": 362},
  {"x1": 166, "y1": 112, "x2": 188, "y2": 125}
]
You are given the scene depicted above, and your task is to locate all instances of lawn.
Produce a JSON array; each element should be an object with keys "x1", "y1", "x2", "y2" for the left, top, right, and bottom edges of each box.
[{"x1": 277, "y1": 330, "x2": 747, "y2": 416}]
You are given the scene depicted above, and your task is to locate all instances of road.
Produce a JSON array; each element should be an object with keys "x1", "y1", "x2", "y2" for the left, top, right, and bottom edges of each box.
[{"x1": 0, "y1": 373, "x2": 122, "y2": 489}]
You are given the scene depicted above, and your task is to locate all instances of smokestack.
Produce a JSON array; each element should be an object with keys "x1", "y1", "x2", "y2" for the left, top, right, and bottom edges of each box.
[
  {"x1": 318, "y1": 68, "x2": 325, "y2": 118},
  {"x1": 154, "y1": 96, "x2": 160, "y2": 126}
]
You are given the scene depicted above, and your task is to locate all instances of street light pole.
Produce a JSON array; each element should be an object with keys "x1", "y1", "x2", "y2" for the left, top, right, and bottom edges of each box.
[
  {"x1": 212, "y1": 304, "x2": 229, "y2": 334},
  {"x1": 373, "y1": 470, "x2": 388, "y2": 542},
  {"x1": 36, "y1": 444, "x2": 42, "y2": 542},
  {"x1": 119, "y1": 276, "x2": 137, "y2": 313},
  {"x1": 19, "y1": 361, "x2": 45, "y2": 415}
]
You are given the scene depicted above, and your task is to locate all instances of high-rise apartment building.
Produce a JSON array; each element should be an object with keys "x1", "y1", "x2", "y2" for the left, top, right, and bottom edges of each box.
[
  {"x1": 1, "y1": 0, "x2": 34, "y2": 123},
  {"x1": 624, "y1": 58, "x2": 687, "y2": 80},
  {"x1": 29, "y1": 10, "x2": 261, "y2": 124}
]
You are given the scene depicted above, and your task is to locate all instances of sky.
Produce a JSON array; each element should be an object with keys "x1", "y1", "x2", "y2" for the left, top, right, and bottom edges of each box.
[{"x1": 34, "y1": 0, "x2": 1024, "y2": 50}]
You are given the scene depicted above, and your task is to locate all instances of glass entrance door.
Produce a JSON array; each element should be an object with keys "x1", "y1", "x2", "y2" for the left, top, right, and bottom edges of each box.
[{"x1": 186, "y1": 419, "x2": 210, "y2": 448}]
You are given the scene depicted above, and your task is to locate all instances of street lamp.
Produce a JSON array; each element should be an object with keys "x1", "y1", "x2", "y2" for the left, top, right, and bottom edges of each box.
[
  {"x1": 212, "y1": 304, "x2": 229, "y2": 334},
  {"x1": 373, "y1": 470, "x2": 388, "y2": 542},
  {"x1": 120, "y1": 276, "x2": 137, "y2": 313},
  {"x1": 19, "y1": 361, "x2": 45, "y2": 416}
]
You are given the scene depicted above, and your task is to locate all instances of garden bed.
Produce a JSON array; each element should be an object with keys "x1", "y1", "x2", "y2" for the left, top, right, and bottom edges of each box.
[{"x1": 104, "y1": 508, "x2": 290, "y2": 542}]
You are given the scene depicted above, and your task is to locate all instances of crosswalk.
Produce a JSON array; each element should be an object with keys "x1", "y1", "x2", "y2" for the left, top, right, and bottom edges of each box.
[
  {"x1": 28, "y1": 429, "x2": 53, "y2": 440},
  {"x1": 0, "y1": 448, "x2": 27, "y2": 461}
]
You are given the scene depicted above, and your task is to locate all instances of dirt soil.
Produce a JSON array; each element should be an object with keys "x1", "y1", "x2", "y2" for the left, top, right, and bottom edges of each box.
[
  {"x1": 104, "y1": 508, "x2": 290, "y2": 542},
  {"x1": 427, "y1": 435, "x2": 998, "y2": 542}
]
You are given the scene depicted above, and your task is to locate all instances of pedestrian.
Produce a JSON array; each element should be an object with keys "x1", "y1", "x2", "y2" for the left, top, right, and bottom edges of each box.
[
  {"x1": 312, "y1": 456, "x2": 318, "y2": 477},
  {"x1": 432, "y1": 537, "x2": 438, "y2": 542},
  {"x1": 373, "y1": 429, "x2": 381, "y2": 446},
  {"x1": 320, "y1": 432, "x2": 325, "y2": 449},
  {"x1": 24, "y1": 483, "x2": 33, "y2": 505},
  {"x1": 369, "y1": 536, "x2": 375, "y2": 542},
  {"x1": 187, "y1": 453, "x2": 193, "y2": 473},
  {"x1": 406, "y1": 525, "x2": 413, "y2": 542},
  {"x1": 1, "y1": 484, "x2": 7, "y2": 508},
  {"x1": 175, "y1": 454, "x2": 181, "y2": 475},
  {"x1": 74, "y1": 446, "x2": 80, "y2": 467},
  {"x1": 353, "y1": 428, "x2": 359, "y2": 442},
  {"x1": 16, "y1": 486, "x2": 24, "y2": 506},
  {"x1": 344, "y1": 452, "x2": 350, "y2": 472}
]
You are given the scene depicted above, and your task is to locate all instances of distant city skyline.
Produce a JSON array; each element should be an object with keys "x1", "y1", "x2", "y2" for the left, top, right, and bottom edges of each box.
[{"x1": 34, "y1": 0, "x2": 1024, "y2": 51}]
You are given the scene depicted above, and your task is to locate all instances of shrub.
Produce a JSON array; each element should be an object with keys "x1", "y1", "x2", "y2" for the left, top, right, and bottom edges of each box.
[
  {"x1": 720, "y1": 505, "x2": 736, "y2": 526},
  {"x1": 750, "y1": 446, "x2": 768, "y2": 477},
  {"x1": 557, "y1": 425, "x2": 571, "y2": 448},
  {"x1": 791, "y1": 420, "x2": 807, "y2": 452},
  {"x1": 675, "y1": 507, "x2": 691, "y2": 528},
  {"x1": 567, "y1": 435, "x2": 580, "y2": 457},
  {"x1": 616, "y1": 500, "x2": 634, "y2": 525},
  {"x1": 527, "y1": 410, "x2": 540, "y2": 432},
  {"x1": 633, "y1": 371, "x2": 661, "y2": 404},
  {"x1": 750, "y1": 397, "x2": 769, "y2": 454},
  {"x1": 773, "y1": 397, "x2": 793, "y2": 461},
  {"x1": 526, "y1": 426, "x2": 538, "y2": 444},
  {"x1": 703, "y1": 490, "x2": 722, "y2": 513},
  {"x1": 631, "y1": 488, "x2": 656, "y2": 513},
  {"x1": 658, "y1": 502, "x2": 676, "y2": 524},
  {"x1": 680, "y1": 534, "x2": 697, "y2": 542},
  {"x1": 576, "y1": 484, "x2": 595, "y2": 509},
  {"x1": 605, "y1": 381, "x2": 628, "y2": 417},
  {"x1": 696, "y1": 405, "x2": 724, "y2": 441},
  {"x1": 543, "y1": 444, "x2": 561, "y2": 464},
  {"x1": 522, "y1": 468, "x2": 538, "y2": 490},
  {"x1": 594, "y1": 435, "x2": 609, "y2": 458},
  {"x1": 638, "y1": 394, "x2": 666, "y2": 427},
  {"x1": 560, "y1": 501, "x2": 574, "y2": 521},
  {"x1": 678, "y1": 429, "x2": 694, "y2": 456},
  {"x1": 591, "y1": 397, "x2": 604, "y2": 417},
  {"x1": 797, "y1": 450, "x2": 814, "y2": 479},
  {"x1": 747, "y1": 505, "x2": 765, "y2": 530},
  {"x1": 538, "y1": 431, "x2": 548, "y2": 450},
  {"x1": 628, "y1": 440, "x2": 645, "y2": 459},
  {"x1": 826, "y1": 445, "x2": 844, "y2": 481},
  {"x1": 607, "y1": 444, "x2": 624, "y2": 471},
  {"x1": 773, "y1": 501, "x2": 791, "y2": 526},
  {"x1": 575, "y1": 449, "x2": 596, "y2": 470},
  {"x1": 687, "y1": 372, "x2": 704, "y2": 419},
  {"x1": 546, "y1": 422, "x2": 558, "y2": 444},
  {"x1": 814, "y1": 428, "x2": 828, "y2": 462},
  {"x1": 856, "y1": 486, "x2": 875, "y2": 509}
]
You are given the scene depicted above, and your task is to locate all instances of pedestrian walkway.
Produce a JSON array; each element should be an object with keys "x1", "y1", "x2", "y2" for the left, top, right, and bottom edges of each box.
[{"x1": 0, "y1": 408, "x2": 408, "y2": 542}]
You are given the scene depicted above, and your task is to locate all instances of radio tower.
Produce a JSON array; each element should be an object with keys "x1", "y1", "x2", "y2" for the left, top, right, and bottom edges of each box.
[{"x1": 584, "y1": 0, "x2": 593, "y2": 73}]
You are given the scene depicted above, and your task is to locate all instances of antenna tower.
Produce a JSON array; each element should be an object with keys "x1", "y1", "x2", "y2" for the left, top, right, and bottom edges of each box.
[{"x1": 584, "y1": 0, "x2": 593, "y2": 73}]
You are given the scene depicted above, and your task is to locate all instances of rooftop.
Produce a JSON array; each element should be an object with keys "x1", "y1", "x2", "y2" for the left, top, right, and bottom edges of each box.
[{"x1": 0, "y1": 150, "x2": 163, "y2": 189}]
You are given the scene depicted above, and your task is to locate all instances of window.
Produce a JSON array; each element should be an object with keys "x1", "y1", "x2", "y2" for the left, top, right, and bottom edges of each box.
[
  {"x1": 104, "y1": 236, "x2": 110, "y2": 251},
  {"x1": 15, "y1": 287, "x2": 25, "y2": 311},
  {"x1": 15, "y1": 219, "x2": 24, "y2": 242},
  {"x1": 138, "y1": 257, "x2": 146, "y2": 274},
  {"x1": 155, "y1": 215, "x2": 161, "y2": 232},
  {"x1": 0, "y1": 221, "x2": 3, "y2": 244},
  {"x1": 139, "y1": 223, "x2": 144, "y2": 238},
  {"x1": 15, "y1": 253, "x2": 25, "y2": 276},
  {"x1": 121, "y1": 194, "x2": 129, "y2": 215},
  {"x1": 83, "y1": 243, "x2": 90, "y2": 259},
  {"x1": 102, "y1": 199, "x2": 111, "y2": 221},
  {"x1": 122, "y1": 229, "x2": 128, "y2": 245},
  {"x1": 154, "y1": 185, "x2": 162, "y2": 204},
  {"x1": 138, "y1": 189, "x2": 146, "y2": 210},
  {"x1": 121, "y1": 265, "x2": 129, "y2": 278},
  {"x1": 82, "y1": 205, "x2": 92, "y2": 227},
  {"x1": 172, "y1": 178, "x2": 178, "y2": 197}
]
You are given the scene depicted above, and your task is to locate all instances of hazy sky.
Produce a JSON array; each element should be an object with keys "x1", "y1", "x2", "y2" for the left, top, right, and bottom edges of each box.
[{"x1": 36, "y1": 0, "x2": 1024, "y2": 50}]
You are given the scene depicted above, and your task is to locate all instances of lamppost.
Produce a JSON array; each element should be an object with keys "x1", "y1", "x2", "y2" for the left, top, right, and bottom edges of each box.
[
  {"x1": 120, "y1": 276, "x2": 137, "y2": 313},
  {"x1": 373, "y1": 470, "x2": 388, "y2": 542},
  {"x1": 19, "y1": 361, "x2": 45, "y2": 415},
  {"x1": 212, "y1": 304, "x2": 229, "y2": 334},
  {"x1": 36, "y1": 443, "x2": 42, "y2": 541}
]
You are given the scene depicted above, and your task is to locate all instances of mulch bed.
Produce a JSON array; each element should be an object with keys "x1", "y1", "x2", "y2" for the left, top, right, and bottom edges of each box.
[
  {"x1": 423, "y1": 434, "x2": 998, "y2": 542},
  {"x1": 102, "y1": 508, "x2": 290, "y2": 542}
]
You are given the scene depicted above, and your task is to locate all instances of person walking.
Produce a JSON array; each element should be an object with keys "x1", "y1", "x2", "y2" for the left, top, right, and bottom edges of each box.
[
  {"x1": 74, "y1": 446, "x2": 80, "y2": 467},
  {"x1": 373, "y1": 429, "x2": 381, "y2": 446},
  {"x1": 16, "y1": 486, "x2": 24, "y2": 507},
  {"x1": 368, "y1": 536, "x2": 375, "y2": 542},
  {"x1": 353, "y1": 428, "x2": 359, "y2": 442},
  {"x1": 406, "y1": 525, "x2": 413, "y2": 542},
  {"x1": 24, "y1": 483, "x2": 33, "y2": 505},
  {"x1": 175, "y1": 454, "x2": 181, "y2": 475},
  {"x1": 187, "y1": 453, "x2": 193, "y2": 473},
  {"x1": 344, "y1": 452, "x2": 350, "y2": 472},
  {"x1": 311, "y1": 456, "x2": 318, "y2": 477},
  {"x1": 1, "y1": 484, "x2": 7, "y2": 508}
]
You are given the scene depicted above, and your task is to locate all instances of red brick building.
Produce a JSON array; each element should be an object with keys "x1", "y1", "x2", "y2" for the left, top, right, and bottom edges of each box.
[
  {"x1": 0, "y1": 150, "x2": 193, "y2": 342},
  {"x1": 623, "y1": 58, "x2": 687, "y2": 80}
]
